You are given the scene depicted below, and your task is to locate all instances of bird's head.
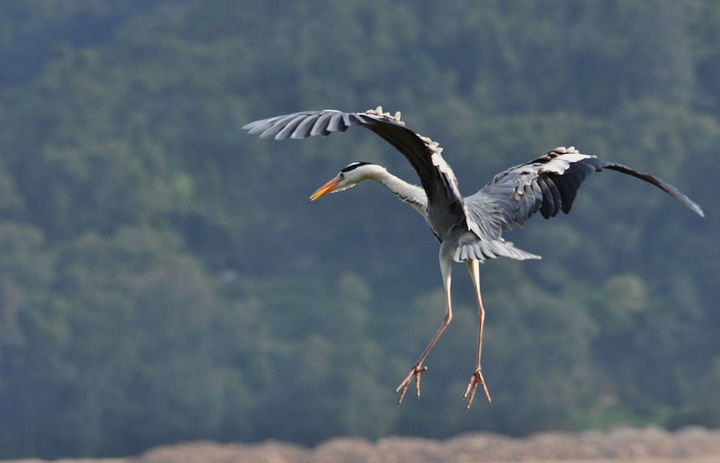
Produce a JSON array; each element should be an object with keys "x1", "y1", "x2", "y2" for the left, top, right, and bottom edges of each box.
[{"x1": 309, "y1": 162, "x2": 379, "y2": 200}]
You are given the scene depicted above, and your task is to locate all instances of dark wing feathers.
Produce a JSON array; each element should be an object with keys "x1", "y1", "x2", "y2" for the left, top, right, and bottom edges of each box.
[
  {"x1": 246, "y1": 109, "x2": 441, "y2": 195},
  {"x1": 243, "y1": 108, "x2": 467, "y2": 219},
  {"x1": 553, "y1": 162, "x2": 588, "y2": 213},
  {"x1": 543, "y1": 157, "x2": 597, "y2": 217},
  {"x1": 361, "y1": 121, "x2": 437, "y2": 193},
  {"x1": 538, "y1": 177, "x2": 560, "y2": 217},
  {"x1": 601, "y1": 163, "x2": 704, "y2": 217},
  {"x1": 465, "y1": 146, "x2": 704, "y2": 243},
  {"x1": 523, "y1": 148, "x2": 601, "y2": 219}
]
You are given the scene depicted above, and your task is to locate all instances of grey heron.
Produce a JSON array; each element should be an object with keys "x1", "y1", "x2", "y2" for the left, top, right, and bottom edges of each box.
[{"x1": 243, "y1": 107, "x2": 704, "y2": 409}]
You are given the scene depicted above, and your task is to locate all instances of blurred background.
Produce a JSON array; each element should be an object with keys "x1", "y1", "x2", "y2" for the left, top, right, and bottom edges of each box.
[{"x1": 0, "y1": 0, "x2": 718, "y2": 459}]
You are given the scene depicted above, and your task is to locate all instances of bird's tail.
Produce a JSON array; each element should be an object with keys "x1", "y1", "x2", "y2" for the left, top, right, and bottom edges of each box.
[{"x1": 454, "y1": 233, "x2": 541, "y2": 263}]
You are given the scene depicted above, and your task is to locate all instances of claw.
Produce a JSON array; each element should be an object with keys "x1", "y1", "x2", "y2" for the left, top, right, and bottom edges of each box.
[
  {"x1": 395, "y1": 364, "x2": 428, "y2": 405},
  {"x1": 463, "y1": 369, "x2": 492, "y2": 409}
]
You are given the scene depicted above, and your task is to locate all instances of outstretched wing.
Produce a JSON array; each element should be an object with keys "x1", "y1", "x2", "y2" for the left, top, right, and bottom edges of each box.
[
  {"x1": 464, "y1": 146, "x2": 704, "y2": 241},
  {"x1": 243, "y1": 107, "x2": 468, "y2": 230}
]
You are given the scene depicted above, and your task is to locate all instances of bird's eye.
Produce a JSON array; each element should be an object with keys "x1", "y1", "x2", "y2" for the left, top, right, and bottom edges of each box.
[{"x1": 339, "y1": 173, "x2": 345, "y2": 181}]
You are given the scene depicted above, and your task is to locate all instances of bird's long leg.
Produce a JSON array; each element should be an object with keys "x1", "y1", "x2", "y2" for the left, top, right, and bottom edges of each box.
[
  {"x1": 395, "y1": 246, "x2": 454, "y2": 405},
  {"x1": 463, "y1": 259, "x2": 492, "y2": 409}
]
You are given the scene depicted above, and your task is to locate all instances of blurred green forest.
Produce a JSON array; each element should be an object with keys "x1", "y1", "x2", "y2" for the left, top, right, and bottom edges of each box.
[{"x1": 0, "y1": 0, "x2": 718, "y2": 458}]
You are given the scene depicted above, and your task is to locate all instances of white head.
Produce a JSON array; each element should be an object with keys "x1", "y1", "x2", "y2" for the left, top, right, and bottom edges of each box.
[{"x1": 309, "y1": 162, "x2": 384, "y2": 200}]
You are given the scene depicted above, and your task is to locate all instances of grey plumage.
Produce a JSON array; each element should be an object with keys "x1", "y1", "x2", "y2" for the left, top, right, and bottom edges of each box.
[{"x1": 243, "y1": 107, "x2": 704, "y2": 408}]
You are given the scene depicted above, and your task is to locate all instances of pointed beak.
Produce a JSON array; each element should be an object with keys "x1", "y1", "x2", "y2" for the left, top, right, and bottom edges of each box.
[{"x1": 309, "y1": 177, "x2": 340, "y2": 201}]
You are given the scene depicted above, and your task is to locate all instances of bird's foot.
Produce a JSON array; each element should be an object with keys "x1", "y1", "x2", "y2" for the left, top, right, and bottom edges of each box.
[
  {"x1": 463, "y1": 369, "x2": 492, "y2": 409},
  {"x1": 395, "y1": 364, "x2": 428, "y2": 405}
]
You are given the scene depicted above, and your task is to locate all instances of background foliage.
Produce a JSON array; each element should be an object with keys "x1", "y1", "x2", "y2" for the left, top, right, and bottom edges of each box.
[{"x1": 0, "y1": 0, "x2": 718, "y2": 458}]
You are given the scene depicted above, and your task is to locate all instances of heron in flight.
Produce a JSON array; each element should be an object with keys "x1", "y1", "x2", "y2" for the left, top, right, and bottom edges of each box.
[{"x1": 243, "y1": 107, "x2": 704, "y2": 409}]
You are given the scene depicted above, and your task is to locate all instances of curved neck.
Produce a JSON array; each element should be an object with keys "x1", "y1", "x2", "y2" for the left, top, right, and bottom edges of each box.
[{"x1": 364, "y1": 166, "x2": 427, "y2": 215}]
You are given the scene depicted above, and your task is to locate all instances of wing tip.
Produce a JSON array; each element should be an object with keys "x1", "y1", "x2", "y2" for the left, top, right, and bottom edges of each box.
[{"x1": 689, "y1": 201, "x2": 705, "y2": 218}]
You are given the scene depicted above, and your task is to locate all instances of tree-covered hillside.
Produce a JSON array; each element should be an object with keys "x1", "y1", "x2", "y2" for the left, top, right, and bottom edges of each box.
[{"x1": 0, "y1": 0, "x2": 717, "y2": 458}]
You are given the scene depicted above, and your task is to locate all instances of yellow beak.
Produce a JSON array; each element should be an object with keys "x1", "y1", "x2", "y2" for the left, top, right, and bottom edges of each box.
[{"x1": 309, "y1": 177, "x2": 340, "y2": 201}]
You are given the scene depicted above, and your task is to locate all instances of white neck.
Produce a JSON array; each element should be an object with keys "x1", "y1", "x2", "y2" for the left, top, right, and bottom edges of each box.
[{"x1": 361, "y1": 165, "x2": 427, "y2": 216}]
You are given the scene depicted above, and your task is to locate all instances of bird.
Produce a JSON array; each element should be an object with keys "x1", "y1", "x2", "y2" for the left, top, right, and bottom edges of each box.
[{"x1": 242, "y1": 106, "x2": 704, "y2": 409}]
